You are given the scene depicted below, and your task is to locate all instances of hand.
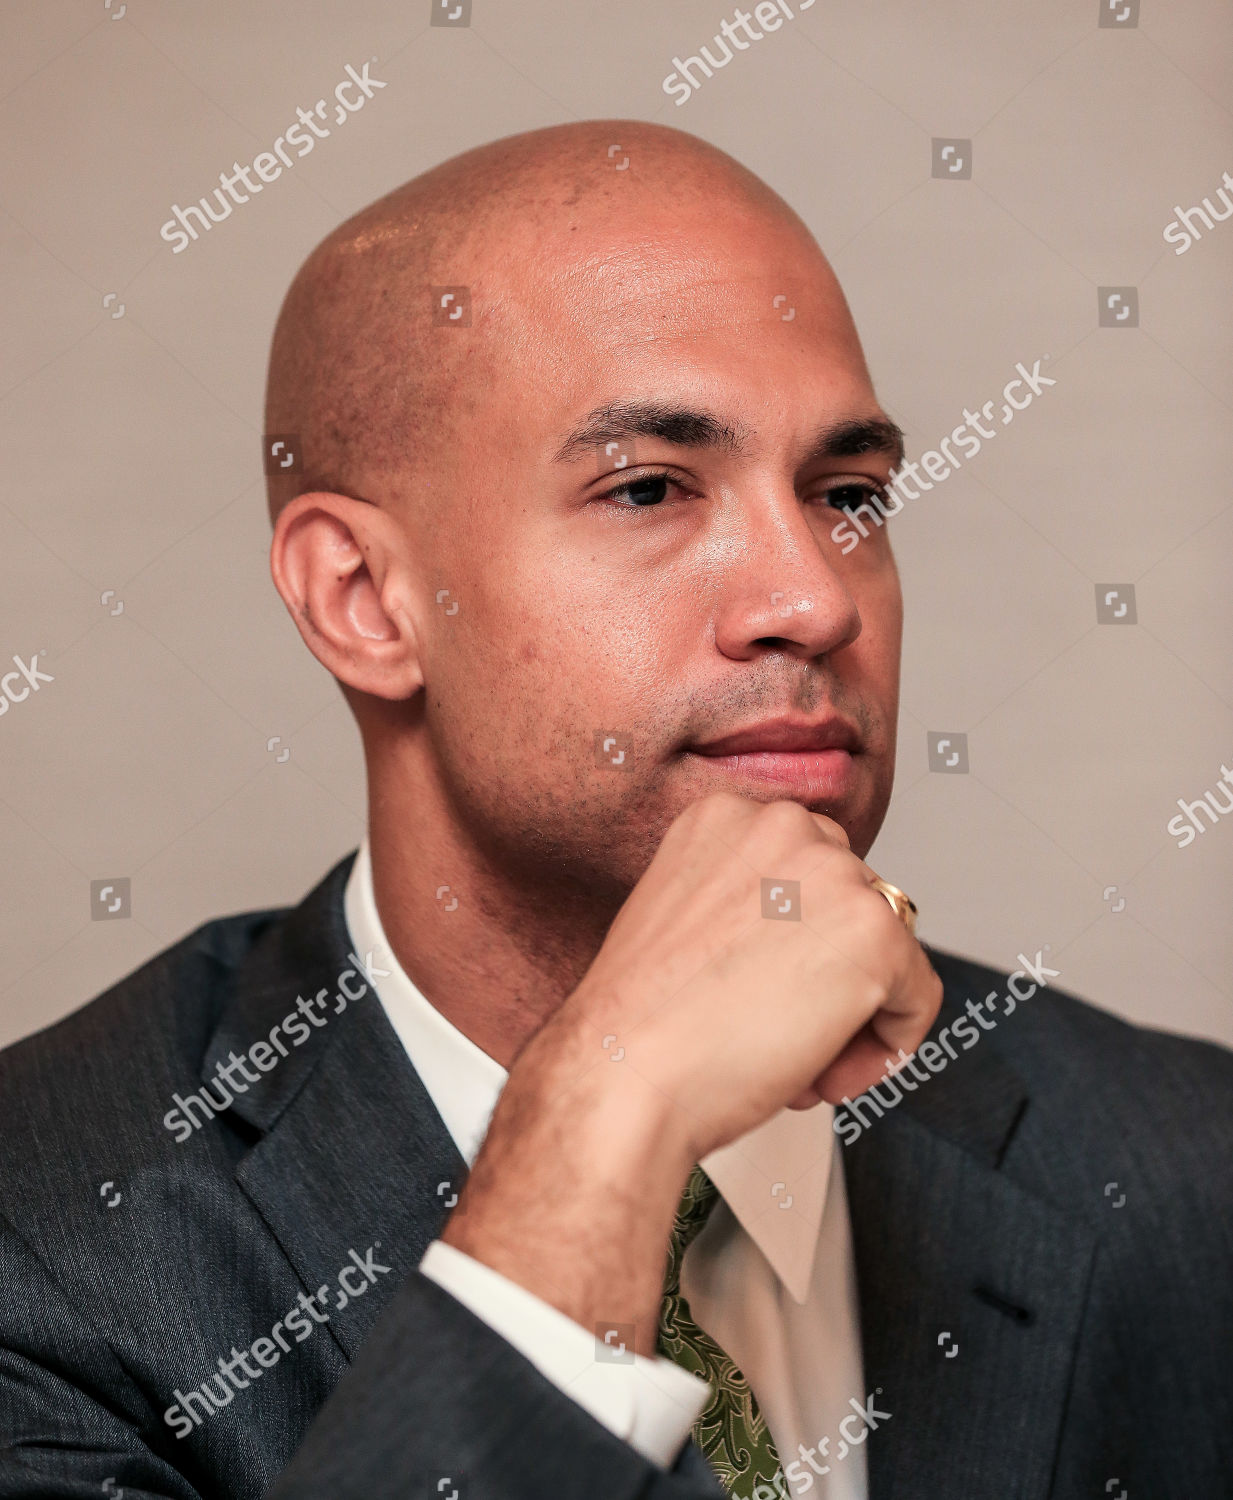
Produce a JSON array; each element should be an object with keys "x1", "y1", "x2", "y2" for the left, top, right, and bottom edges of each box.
[
  {"x1": 540, "y1": 789, "x2": 942, "y2": 1163},
  {"x1": 440, "y1": 791, "x2": 940, "y2": 1353}
]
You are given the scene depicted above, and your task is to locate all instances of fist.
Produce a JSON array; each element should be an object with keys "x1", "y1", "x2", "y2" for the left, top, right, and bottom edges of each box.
[{"x1": 559, "y1": 791, "x2": 942, "y2": 1162}]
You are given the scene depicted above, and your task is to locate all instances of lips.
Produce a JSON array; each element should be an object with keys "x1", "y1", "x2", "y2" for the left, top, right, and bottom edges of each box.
[
  {"x1": 689, "y1": 717, "x2": 862, "y2": 758},
  {"x1": 685, "y1": 716, "x2": 863, "y2": 802}
]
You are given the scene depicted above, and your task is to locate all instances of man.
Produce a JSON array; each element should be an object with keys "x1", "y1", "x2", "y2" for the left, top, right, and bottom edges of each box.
[{"x1": 0, "y1": 120, "x2": 1230, "y2": 1500}]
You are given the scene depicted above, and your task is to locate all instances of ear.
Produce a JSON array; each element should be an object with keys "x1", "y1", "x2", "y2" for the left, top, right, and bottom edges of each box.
[{"x1": 269, "y1": 492, "x2": 424, "y2": 701}]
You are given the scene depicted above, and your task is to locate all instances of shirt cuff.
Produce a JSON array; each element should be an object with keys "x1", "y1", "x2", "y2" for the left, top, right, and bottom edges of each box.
[{"x1": 419, "y1": 1239, "x2": 710, "y2": 1467}]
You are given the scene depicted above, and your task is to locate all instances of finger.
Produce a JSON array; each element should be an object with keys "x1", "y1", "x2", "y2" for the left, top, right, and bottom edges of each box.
[{"x1": 812, "y1": 1022, "x2": 904, "y2": 1105}]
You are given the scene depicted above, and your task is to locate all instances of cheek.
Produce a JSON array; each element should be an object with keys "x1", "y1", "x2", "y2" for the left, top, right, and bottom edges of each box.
[
  {"x1": 428, "y1": 578, "x2": 656, "y2": 774},
  {"x1": 853, "y1": 561, "x2": 903, "y2": 659},
  {"x1": 488, "y1": 557, "x2": 679, "y2": 705}
]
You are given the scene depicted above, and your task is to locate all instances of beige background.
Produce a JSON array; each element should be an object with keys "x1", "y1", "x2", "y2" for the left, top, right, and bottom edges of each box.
[{"x1": 1, "y1": 0, "x2": 1230, "y2": 1052}]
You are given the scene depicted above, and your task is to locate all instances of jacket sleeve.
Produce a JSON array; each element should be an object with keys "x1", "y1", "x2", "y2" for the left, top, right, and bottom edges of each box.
[
  {"x1": 0, "y1": 1214, "x2": 203, "y2": 1499},
  {"x1": 0, "y1": 1206, "x2": 722, "y2": 1500},
  {"x1": 263, "y1": 1270, "x2": 726, "y2": 1500},
  {"x1": 418, "y1": 1239, "x2": 710, "y2": 1468}
]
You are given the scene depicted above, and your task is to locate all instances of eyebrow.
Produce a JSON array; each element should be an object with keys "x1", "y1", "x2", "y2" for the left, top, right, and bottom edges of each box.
[{"x1": 552, "y1": 399, "x2": 905, "y2": 471}]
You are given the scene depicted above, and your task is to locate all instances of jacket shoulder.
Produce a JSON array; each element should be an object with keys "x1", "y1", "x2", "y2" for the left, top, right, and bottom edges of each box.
[
  {"x1": 925, "y1": 944, "x2": 1233, "y2": 1157},
  {"x1": 0, "y1": 901, "x2": 288, "y2": 1174}
]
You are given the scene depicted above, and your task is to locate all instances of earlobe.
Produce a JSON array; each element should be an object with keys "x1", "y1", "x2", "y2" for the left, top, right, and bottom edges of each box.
[{"x1": 269, "y1": 491, "x2": 425, "y2": 701}]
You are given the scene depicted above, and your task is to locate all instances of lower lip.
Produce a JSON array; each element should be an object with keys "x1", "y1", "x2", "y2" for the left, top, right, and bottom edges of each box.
[{"x1": 687, "y1": 748, "x2": 857, "y2": 800}]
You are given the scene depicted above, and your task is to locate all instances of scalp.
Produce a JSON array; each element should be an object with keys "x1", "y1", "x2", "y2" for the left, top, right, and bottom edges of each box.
[{"x1": 262, "y1": 120, "x2": 816, "y2": 526}]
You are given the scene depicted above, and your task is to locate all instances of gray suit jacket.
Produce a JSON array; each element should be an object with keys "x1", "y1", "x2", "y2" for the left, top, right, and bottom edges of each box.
[{"x1": 0, "y1": 852, "x2": 1229, "y2": 1499}]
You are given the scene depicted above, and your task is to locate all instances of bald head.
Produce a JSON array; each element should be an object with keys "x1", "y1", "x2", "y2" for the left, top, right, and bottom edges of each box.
[{"x1": 263, "y1": 120, "x2": 821, "y2": 526}]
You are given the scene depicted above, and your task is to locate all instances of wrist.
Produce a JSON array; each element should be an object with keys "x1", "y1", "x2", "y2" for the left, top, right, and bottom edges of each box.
[{"x1": 441, "y1": 1012, "x2": 694, "y2": 1354}]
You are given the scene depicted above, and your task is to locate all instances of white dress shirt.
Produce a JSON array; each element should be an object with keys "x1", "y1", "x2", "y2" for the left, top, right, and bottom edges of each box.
[{"x1": 345, "y1": 835, "x2": 868, "y2": 1497}]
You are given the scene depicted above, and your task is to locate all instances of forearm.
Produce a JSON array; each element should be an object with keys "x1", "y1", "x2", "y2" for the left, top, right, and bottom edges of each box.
[{"x1": 441, "y1": 1010, "x2": 693, "y2": 1358}]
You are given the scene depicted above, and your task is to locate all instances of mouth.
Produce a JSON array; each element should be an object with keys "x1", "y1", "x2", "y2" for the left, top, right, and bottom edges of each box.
[{"x1": 684, "y1": 716, "x2": 863, "y2": 801}]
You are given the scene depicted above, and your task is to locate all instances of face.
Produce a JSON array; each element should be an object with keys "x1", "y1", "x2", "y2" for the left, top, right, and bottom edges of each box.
[{"x1": 397, "y1": 196, "x2": 903, "y2": 897}]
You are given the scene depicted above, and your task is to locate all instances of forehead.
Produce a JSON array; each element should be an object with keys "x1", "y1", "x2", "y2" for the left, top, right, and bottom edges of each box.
[
  {"x1": 480, "y1": 214, "x2": 873, "y2": 446},
  {"x1": 519, "y1": 205, "x2": 847, "y2": 329}
]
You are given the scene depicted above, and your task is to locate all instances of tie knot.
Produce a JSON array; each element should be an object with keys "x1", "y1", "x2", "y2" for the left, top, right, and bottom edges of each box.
[{"x1": 664, "y1": 1164, "x2": 720, "y2": 1294}]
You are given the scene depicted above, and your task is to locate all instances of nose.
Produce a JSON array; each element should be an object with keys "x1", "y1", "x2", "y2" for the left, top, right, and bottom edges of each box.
[{"x1": 712, "y1": 497, "x2": 862, "y2": 664}]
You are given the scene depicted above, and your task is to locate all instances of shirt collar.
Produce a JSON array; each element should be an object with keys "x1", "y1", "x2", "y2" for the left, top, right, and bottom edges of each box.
[{"x1": 344, "y1": 832, "x2": 832, "y2": 1303}]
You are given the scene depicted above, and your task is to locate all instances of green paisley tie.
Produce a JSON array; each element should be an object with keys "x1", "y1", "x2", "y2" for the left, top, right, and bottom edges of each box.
[{"x1": 657, "y1": 1164, "x2": 783, "y2": 1496}]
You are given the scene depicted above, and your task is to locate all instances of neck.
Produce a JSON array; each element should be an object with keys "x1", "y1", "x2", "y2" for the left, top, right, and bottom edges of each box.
[{"x1": 365, "y1": 751, "x2": 623, "y2": 1070}]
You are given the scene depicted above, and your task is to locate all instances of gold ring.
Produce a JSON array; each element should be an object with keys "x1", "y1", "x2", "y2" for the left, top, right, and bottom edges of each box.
[{"x1": 869, "y1": 876, "x2": 918, "y2": 935}]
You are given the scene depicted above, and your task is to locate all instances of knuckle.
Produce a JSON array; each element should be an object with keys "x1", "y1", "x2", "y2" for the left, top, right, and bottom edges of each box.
[
  {"x1": 694, "y1": 789, "x2": 748, "y2": 821},
  {"x1": 672, "y1": 790, "x2": 735, "y2": 833},
  {"x1": 831, "y1": 883, "x2": 892, "y2": 947},
  {"x1": 813, "y1": 813, "x2": 850, "y2": 849},
  {"x1": 759, "y1": 797, "x2": 811, "y2": 828}
]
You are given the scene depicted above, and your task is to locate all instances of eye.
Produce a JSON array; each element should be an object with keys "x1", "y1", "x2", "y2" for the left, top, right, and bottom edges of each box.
[
  {"x1": 599, "y1": 470, "x2": 680, "y2": 508},
  {"x1": 820, "y1": 481, "x2": 889, "y2": 513}
]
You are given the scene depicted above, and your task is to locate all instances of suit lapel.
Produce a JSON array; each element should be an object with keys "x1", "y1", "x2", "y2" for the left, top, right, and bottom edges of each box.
[
  {"x1": 203, "y1": 854, "x2": 468, "y2": 1360},
  {"x1": 844, "y1": 964, "x2": 1097, "y2": 1500}
]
